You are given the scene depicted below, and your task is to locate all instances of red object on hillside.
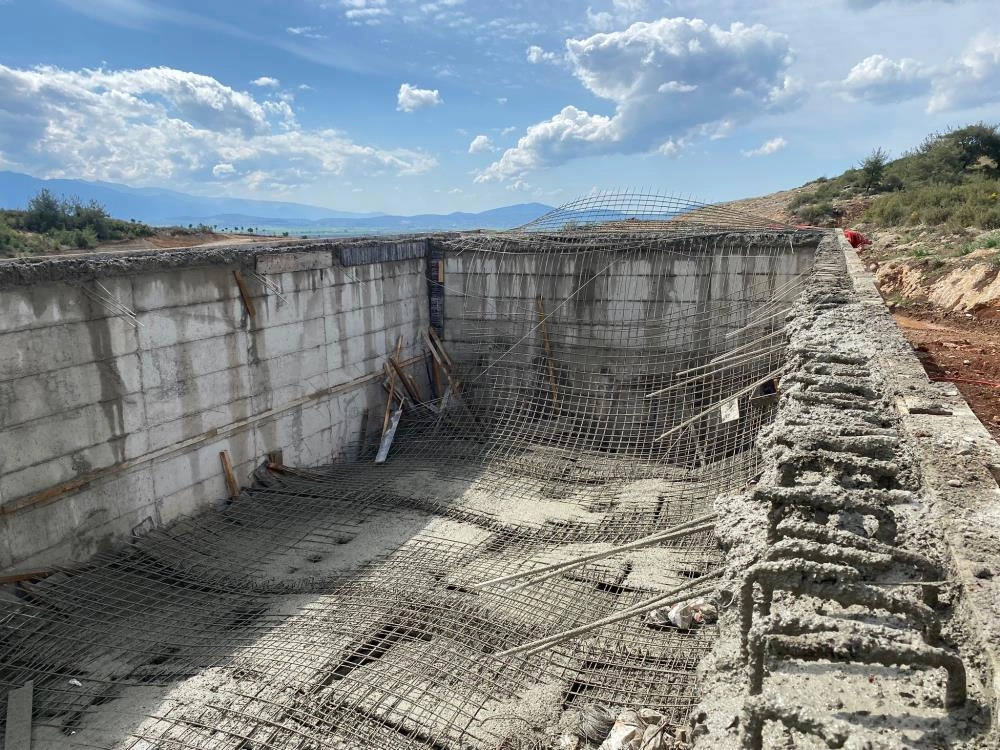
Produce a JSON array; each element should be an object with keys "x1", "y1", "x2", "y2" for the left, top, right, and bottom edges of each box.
[{"x1": 843, "y1": 229, "x2": 871, "y2": 248}]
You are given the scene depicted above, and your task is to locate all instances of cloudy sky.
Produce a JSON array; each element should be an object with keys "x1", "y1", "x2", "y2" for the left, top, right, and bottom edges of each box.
[{"x1": 0, "y1": 0, "x2": 997, "y2": 213}]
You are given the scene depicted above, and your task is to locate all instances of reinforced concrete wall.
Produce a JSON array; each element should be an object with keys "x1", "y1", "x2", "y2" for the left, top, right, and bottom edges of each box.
[
  {"x1": 0, "y1": 241, "x2": 430, "y2": 571},
  {"x1": 0, "y1": 232, "x2": 817, "y2": 573},
  {"x1": 443, "y1": 234, "x2": 817, "y2": 360}
]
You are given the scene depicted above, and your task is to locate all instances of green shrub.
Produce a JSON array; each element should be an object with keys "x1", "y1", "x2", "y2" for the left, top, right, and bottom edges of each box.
[
  {"x1": 864, "y1": 178, "x2": 1000, "y2": 229},
  {"x1": 789, "y1": 191, "x2": 817, "y2": 210},
  {"x1": 2, "y1": 190, "x2": 157, "y2": 252},
  {"x1": 23, "y1": 189, "x2": 64, "y2": 232},
  {"x1": 859, "y1": 147, "x2": 889, "y2": 193},
  {"x1": 795, "y1": 201, "x2": 838, "y2": 224},
  {"x1": 982, "y1": 207, "x2": 1000, "y2": 230}
]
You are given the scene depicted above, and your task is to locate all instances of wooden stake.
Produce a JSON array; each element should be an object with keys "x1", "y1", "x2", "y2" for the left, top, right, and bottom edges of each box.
[
  {"x1": 427, "y1": 327, "x2": 455, "y2": 372},
  {"x1": 536, "y1": 295, "x2": 559, "y2": 407},
  {"x1": 431, "y1": 356, "x2": 444, "y2": 400},
  {"x1": 233, "y1": 270, "x2": 257, "y2": 319},
  {"x1": 219, "y1": 450, "x2": 240, "y2": 499},
  {"x1": 390, "y1": 357, "x2": 423, "y2": 404},
  {"x1": 381, "y1": 362, "x2": 398, "y2": 438},
  {"x1": 423, "y1": 329, "x2": 463, "y2": 398}
]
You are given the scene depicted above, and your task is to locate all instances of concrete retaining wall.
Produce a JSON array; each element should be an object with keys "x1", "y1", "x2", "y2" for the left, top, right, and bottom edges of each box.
[
  {"x1": 443, "y1": 235, "x2": 818, "y2": 360},
  {"x1": 0, "y1": 243, "x2": 430, "y2": 571},
  {"x1": 0, "y1": 232, "x2": 818, "y2": 572}
]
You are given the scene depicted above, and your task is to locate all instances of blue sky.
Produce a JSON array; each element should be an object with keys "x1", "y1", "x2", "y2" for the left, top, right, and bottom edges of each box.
[{"x1": 0, "y1": 0, "x2": 998, "y2": 214}]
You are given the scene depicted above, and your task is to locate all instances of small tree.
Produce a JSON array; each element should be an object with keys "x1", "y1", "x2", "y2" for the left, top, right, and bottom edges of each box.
[
  {"x1": 859, "y1": 147, "x2": 889, "y2": 193},
  {"x1": 24, "y1": 189, "x2": 64, "y2": 233}
]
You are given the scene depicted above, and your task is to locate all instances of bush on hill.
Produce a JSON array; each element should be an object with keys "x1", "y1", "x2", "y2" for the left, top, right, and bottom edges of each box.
[
  {"x1": 792, "y1": 123, "x2": 1000, "y2": 228},
  {"x1": 0, "y1": 189, "x2": 157, "y2": 256}
]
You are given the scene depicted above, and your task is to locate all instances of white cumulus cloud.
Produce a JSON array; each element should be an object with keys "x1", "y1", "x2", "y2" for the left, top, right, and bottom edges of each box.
[
  {"x1": 742, "y1": 136, "x2": 787, "y2": 157},
  {"x1": 841, "y1": 55, "x2": 931, "y2": 103},
  {"x1": 212, "y1": 162, "x2": 236, "y2": 177},
  {"x1": 340, "y1": 0, "x2": 389, "y2": 23},
  {"x1": 928, "y1": 34, "x2": 1000, "y2": 112},
  {"x1": 250, "y1": 76, "x2": 281, "y2": 88},
  {"x1": 526, "y1": 45, "x2": 559, "y2": 64},
  {"x1": 468, "y1": 134, "x2": 494, "y2": 153},
  {"x1": 0, "y1": 64, "x2": 437, "y2": 195},
  {"x1": 397, "y1": 83, "x2": 443, "y2": 112},
  {"x1": 478, "y1": 17, "x2": 800, "y2": 183},
  {"x1": 838, "y1": 34, "x2": 1000, "y2": 113}
]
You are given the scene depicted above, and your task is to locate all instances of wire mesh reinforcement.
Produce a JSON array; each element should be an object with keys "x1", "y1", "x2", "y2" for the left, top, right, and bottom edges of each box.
[{"x1": 0, "y1": 194, "x2": 822, "y2": 749}]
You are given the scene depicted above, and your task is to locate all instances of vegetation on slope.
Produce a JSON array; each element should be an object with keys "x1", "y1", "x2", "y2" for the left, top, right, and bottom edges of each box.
[
  {"x1": 0, "y1": 189, "x2": 161, "y2": 257},
  {"x1": 792, "y1": 123, "x2": 1000, "y2": 232},
  {"x1": 0, "y1": 189, "x2": 227, "y2": 258}
]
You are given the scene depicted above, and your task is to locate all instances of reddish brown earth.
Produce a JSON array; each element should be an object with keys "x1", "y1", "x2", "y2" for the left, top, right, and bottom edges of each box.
[{"x1": 893, "y1": 306, "x2": 1000, "y2": 443}]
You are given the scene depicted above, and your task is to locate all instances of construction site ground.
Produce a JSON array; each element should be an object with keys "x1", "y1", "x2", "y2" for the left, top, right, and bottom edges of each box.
[{"x1": 892, "y1": 307, "x2": 1000, "y2": 444}]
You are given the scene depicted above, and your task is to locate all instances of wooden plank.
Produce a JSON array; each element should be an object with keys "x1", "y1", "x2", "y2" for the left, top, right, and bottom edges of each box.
[
  {"x1": 535, "y1": 295, "x2": 559, "y2": 407},
  {"x1": 390, "y1": 357, "x2": 423, "y2": 404},
  {"x1": 219, "y1": 450, "x2": 240, "y2": 499},
  {"x1": 375, "y1": 407, "x2": 402, "y2": 464},
  {"x1": 232, "y1": 270, "x2": 257, "y2": 319},
  {"x1": 0, "y1": 570, "x2": 53, "y2": 586},
  {"x1": 422, "y1": 329, "x2": 469, "y2": 407},
  {"x1": 256, "y1": 251, "x2": 333, "y2": 274},
  {"x1": 427, "y1": 327, "x2": 455, "y2": 371},
  {"x1": 4, "y1": 680, "x2": 33, "y2": 750},
  {"x1": 422, "y1": 329, "x2": 454, "y2": 390},
  {"x1": 404, "y1": 372, "x2": 423, "y2": 402},
  {"x1": 381, "y1": 362, "x2": 398, "y2": 438}
]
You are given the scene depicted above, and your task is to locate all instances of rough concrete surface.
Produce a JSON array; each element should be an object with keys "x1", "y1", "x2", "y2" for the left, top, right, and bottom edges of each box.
[{"x1": 691, "y1": 234, "x2": 999, "y2": 749}]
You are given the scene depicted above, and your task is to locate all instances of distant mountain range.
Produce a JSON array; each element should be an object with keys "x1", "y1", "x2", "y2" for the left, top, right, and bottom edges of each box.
[{"x1": 0, "y1": 171, "x2": 553, "y2": 233}]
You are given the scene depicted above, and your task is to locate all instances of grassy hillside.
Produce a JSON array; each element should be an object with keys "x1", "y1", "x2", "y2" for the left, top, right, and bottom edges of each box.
[
  {"x1": 0, "y1": 189, "x2": 225, "y2": 258},
  {"x1": 792, "y1": 123, "x2": 1000, "y2": 232}
]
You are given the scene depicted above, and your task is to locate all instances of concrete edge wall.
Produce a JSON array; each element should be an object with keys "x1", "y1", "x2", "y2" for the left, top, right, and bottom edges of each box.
[
  {"x1": 842, "y1": 234, "x2": 1000, "y2": 723},
  {"x1": 0, "y1": 234, "x2": 455, "y2": 291}
]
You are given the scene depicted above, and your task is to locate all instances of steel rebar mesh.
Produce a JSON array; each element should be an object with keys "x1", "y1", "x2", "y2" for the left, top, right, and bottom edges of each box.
[{"x1": 0, "y1": 193, "x2": 821, "y2": 749}]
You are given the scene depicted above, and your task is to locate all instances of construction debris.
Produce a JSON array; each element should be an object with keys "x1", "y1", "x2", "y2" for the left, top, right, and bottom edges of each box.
[{"x1": 646, "y1": 596, "x2": 718, "y2": 629}]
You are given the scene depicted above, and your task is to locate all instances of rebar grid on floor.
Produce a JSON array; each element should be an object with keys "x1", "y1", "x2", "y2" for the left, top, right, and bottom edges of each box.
[{"x1": 1, "y1": 195, "x2": 820, "y2": 748}]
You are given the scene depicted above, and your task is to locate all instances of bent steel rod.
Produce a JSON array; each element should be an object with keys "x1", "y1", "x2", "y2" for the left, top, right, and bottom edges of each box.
[
  {"x1": 472, "y1": 513, "x2": 717, "y2": 589},
  {"x1": 707, "y1": 329, "x2": 787, "y2": 365},
  {"x1": 507, "y1": 522, "x2": 716, "y2": 593},
  {"x1": 495, "y1": 570, "x2": 724, "y2": 659},
  {"x1": 654, "y1": 368, "x2": 787, "y2": 443},
  {"x1": 647, "y1": 346, "x2": 786, "y2": 397}
]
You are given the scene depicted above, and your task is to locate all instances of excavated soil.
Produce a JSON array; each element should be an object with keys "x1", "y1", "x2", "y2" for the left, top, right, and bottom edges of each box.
[{"x1": 892, "y1": 307, "x2": 1000, "y2": 444}]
